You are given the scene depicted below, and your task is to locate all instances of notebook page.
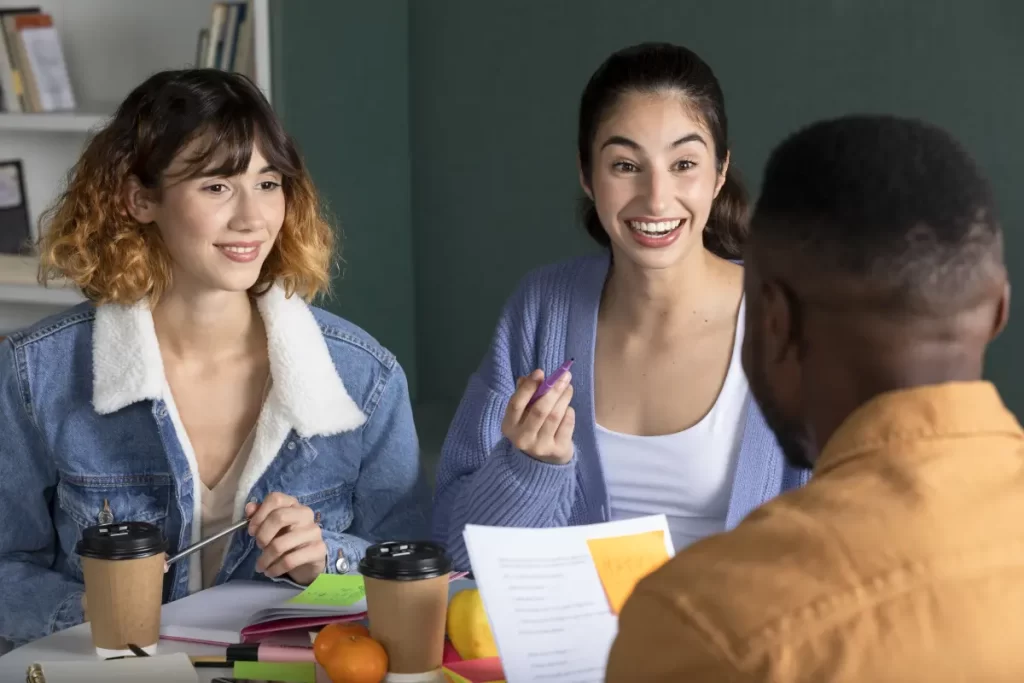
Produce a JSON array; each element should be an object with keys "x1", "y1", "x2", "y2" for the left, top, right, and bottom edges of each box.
[{"x1": 160, "y1": 580, "x2": 300, "y2": 644}]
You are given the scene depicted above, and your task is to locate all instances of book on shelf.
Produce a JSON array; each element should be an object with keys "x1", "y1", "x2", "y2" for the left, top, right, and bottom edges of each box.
[
  {"x1": 0, "y1": 6, "x2": 75, "y2": 114},
  {"x1": 0, "y1": 6, "x2": 38, "y2": 113},
  {"x1": 197, "y1": 1, "x2": 254, "y2": 78}
]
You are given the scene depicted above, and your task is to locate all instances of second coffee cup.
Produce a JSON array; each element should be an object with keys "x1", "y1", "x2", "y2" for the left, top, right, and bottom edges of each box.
[
  {"x1": 359, "y1": 541, "x2": 453, "y2": 675},
  {"x1": 76, "y1": 521, "x2": 167, "y2": 657}
]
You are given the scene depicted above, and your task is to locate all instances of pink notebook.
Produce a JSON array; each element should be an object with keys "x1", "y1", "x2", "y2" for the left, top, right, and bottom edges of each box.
[{"x1": 240, "y1": 612, "x2": 365, "y2": 642}]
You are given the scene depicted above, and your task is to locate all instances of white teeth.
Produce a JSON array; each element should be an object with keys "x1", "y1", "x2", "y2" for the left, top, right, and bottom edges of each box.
[
  {"x1": 627, "y1": 219, "x2": 682, "y2": 235},
  {"x1": 220, "y1": 245, "x2": 258, "y2": 254}
]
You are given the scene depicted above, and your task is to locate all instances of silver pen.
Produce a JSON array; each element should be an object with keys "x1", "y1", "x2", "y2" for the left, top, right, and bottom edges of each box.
[{"x1": 164, "y1": 517, "x2": 250, "y2": 568}]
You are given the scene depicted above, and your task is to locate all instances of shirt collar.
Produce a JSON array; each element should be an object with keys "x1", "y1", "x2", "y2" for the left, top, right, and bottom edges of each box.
[{"x1": 816, "y1": 381, "x2": 1022, "y2": 476}]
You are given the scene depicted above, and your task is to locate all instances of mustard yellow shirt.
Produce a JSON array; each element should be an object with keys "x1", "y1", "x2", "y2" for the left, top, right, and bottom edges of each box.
[{"x1": 608, "y1": 381, "x2": 1024, "y2": 682}]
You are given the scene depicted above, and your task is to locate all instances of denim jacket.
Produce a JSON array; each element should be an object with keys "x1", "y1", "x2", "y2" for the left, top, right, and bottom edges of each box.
[{"x1": 0, "y1": 284, "x2": 429, "y2": 647}]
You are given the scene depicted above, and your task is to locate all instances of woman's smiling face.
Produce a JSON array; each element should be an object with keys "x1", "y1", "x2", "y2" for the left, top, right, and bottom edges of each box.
[{"x1": 583, "y1": 90, "x2": 728, "y2": 271}]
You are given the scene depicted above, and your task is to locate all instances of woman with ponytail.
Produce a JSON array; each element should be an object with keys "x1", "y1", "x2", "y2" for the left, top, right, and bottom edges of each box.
[{"x1": 433, "y1": 43, "x2": 808, "y2": 569}]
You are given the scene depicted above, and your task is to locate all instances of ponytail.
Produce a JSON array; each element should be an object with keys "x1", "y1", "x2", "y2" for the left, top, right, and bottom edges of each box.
[
  {"x1": 581, "y1": 197, "x2": 610, "y2": 248},
  {"x1": 703, "y1": 167, "x2": 749, "y2": 259}
]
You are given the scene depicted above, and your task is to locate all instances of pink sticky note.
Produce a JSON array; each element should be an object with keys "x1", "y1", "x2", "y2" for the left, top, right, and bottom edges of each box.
[
  {"x1": 444, "y1": 639, "x2": 464, "y2": 664},
  {"x1": 444, "y1": 657, "x2": 504, "y2": 682}
]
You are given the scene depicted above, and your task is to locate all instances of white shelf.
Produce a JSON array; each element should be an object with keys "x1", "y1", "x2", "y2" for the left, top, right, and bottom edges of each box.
[
  {"x1": 0, "y1": 109, "x2": 110, "y2": 133},
  {"x1": 0, "y1": 281, "x2": 84, "y2": 306},
  {"x1": 0, "y1": 254, "x2": 84, "y2": 308}
]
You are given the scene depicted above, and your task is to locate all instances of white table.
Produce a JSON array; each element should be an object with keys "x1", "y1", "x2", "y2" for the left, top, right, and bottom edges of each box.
[
  {"x1": 0, "y1": 579, "x2": 475, "y2": 681},
  {"x1": 0, "y1": 625, "x2": 227, "y2": 682}
]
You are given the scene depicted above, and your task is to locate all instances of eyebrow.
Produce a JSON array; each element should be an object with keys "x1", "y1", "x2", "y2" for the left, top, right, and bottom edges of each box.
[
  {"x1": 600, "y1": 133, "x2": 708, "y2": 151},
  {"x1": 195, "y1": 163, "x2": 280, "y2": 179}
]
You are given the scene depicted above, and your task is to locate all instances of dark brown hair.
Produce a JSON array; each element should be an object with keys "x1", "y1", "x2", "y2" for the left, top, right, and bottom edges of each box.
[
  {"x1": 40, "y1": 69, "x2": 334, "y2": 304},
  {"x1": 577, "y1": 42, "x2": 748, "y2": 258}
]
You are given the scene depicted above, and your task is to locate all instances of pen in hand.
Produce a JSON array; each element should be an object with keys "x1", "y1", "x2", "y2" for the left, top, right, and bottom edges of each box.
[
  {"x1": 525, "y1": 358, "x2": 575, "y2": 408},
  {"x1": 164, "y1": 517, "x2": 250, "y2": 571}
]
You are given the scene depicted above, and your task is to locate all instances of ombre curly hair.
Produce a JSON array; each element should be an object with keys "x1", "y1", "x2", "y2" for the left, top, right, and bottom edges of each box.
[{"x1": 39, "y1": 69, "x2": 334, "y2": 305}]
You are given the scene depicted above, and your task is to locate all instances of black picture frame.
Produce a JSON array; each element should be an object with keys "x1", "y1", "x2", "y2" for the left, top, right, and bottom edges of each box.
[{"x1": 0, "y1": 159, "x2": 32, "y2": 256}]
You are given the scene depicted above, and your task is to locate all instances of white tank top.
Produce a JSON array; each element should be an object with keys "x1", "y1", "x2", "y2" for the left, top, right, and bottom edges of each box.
[{"x1": 596, "y1": 298, "x2": 749, "y2": 551}]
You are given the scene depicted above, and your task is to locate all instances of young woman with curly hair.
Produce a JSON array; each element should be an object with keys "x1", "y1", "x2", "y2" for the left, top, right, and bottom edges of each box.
[{"x1": 0, "y1": 69, "x2": 429, "y2": 647}]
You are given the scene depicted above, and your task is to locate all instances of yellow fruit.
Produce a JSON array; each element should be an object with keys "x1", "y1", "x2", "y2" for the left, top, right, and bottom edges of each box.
[{"x1": 446, "y1": 588, "x2": 498, "y2": 660}]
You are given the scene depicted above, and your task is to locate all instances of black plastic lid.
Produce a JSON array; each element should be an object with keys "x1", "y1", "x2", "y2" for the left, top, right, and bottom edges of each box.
[
  {"x1": 76, "y1": 522, "x2": 167, "y2": 561},
  {"x1": 358, "y1": 541, "x2": 452, "y2": 581}
]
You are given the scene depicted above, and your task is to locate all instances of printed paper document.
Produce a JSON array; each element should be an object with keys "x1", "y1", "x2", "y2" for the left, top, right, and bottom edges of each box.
[{"x1": 463, "y1": 515, "x2": 673, "y2": 683}]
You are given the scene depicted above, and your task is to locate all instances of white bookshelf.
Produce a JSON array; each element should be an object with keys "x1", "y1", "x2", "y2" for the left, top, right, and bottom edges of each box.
[
  {"x1": 0, "y1": 254, "x2": 81, "y2": 302},
  {"x1": 0, "y1": 108, "x2": 107, "y2": 132},
  {"x1": 0, "y1": 0, "x2": 272, "y2": 334}
]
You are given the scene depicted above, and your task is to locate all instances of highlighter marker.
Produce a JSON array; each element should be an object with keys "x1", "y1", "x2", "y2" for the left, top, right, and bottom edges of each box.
[
  {"x1": 525, "y1": 358, "x2": 575, "y2": 409},
  {"x1": 191, "y1": 644, "x2": 316, "y2": 668}
]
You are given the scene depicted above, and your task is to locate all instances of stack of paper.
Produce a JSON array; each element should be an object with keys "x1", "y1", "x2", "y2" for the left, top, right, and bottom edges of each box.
[{"x1": 463, "y1": 515, "x2": 674, "y2": 683}]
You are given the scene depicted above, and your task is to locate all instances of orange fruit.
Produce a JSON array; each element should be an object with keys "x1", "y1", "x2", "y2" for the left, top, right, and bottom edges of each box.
[
  {"x1": 314, "y1": 622, "x2": 371, "y2": 665},
  {"x1": 319, "y1": 634, "x2": 388, "y2": 683}
]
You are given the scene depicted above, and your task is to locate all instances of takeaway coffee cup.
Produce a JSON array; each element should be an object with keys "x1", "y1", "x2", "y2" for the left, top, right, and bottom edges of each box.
[
  {"x1": 359, "y1": 541, "x2": 453, "y2": 675},
  {"x1": 75, "y1": 521, "x2": 168, "y2": 657}
]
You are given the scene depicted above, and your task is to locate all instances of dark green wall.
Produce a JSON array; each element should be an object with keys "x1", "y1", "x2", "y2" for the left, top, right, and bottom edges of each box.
[
  {"x1": 270, "y1": 0, "x2": 417, "y2": 397},
  {"x1": 409, "y1": 0, "x2": 1024, "y2": 416},
  {"x1": 274, "y1": 0, "x2": 1024, "y2": 421}
]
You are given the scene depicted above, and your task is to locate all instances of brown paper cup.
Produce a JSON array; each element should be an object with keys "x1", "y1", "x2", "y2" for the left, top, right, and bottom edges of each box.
[
  {"x1": 359, "y1": 541, "x2": 453, "y2": 675},
  {"x1": 365, "y1": 574, "x2": 448, "y2": 673},
  {"x1": 76, "y1": 522, "x2": 167, "y2": 657},
  {"x1": 82, "y1": 553, "x2": 165, "y2": 656}
]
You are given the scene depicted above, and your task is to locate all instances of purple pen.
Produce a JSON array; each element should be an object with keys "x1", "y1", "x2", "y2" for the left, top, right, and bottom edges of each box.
[{"x1": 526, "y1": 358, "x2": 575, "y2": 408}]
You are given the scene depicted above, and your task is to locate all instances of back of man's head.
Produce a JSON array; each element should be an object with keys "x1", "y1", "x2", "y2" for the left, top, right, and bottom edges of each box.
[
  {"x1": 742, "y1": 114, "x2": 1010, "y2": 469},
  {"x1": 750, "y1": 114, "x2": 1005, "y2": 315}
]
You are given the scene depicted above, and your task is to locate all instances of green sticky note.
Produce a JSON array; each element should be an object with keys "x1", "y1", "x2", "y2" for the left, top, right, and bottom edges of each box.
[
  {"x1": 233, "y1": 661, "x2": 315, "y2": 683},
  {"x1": 288, "y1": 573, "x2": 366, "y2": 607}
]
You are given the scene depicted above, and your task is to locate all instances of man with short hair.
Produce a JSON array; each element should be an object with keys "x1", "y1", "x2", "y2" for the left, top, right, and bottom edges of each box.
[{"x1": 606, "y1": 115, "x2": 1024, "y2": 682}]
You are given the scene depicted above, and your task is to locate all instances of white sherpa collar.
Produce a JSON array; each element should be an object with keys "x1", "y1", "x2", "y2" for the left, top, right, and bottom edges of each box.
[{"x1": 92, "y1": 283, "x2": 366, "y2": 437}]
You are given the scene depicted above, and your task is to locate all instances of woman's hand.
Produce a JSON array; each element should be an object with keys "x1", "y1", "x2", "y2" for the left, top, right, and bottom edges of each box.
[
  {"x1": 501, "y1": 369, "x2": 576, "y2": 465},
  {"x1": 246, "y1": 493, "x2": 327, "y2": 586}
]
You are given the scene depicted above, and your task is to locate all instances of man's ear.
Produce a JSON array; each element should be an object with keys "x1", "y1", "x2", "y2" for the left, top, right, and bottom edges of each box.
[
  {"x1": 713, "y1": 151, "x2": 731, "y2": 199},
  {"x1": 123, "y1": 176, "x2": 157, "y2": 224},
  {"x1": 577, "y1": 155, "x2": 593, "y2": 201},
  {"x1": 760, "y1": 278, "x2": 801, "y2": 364},
  {"x1": 993, "y1": 280, "x2": 1011, "y2": 340}
]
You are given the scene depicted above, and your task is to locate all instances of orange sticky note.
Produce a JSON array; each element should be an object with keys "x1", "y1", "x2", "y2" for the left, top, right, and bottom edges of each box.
[{"x1": 586, "y1": 530, "x2": 670, "y2": 615}]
